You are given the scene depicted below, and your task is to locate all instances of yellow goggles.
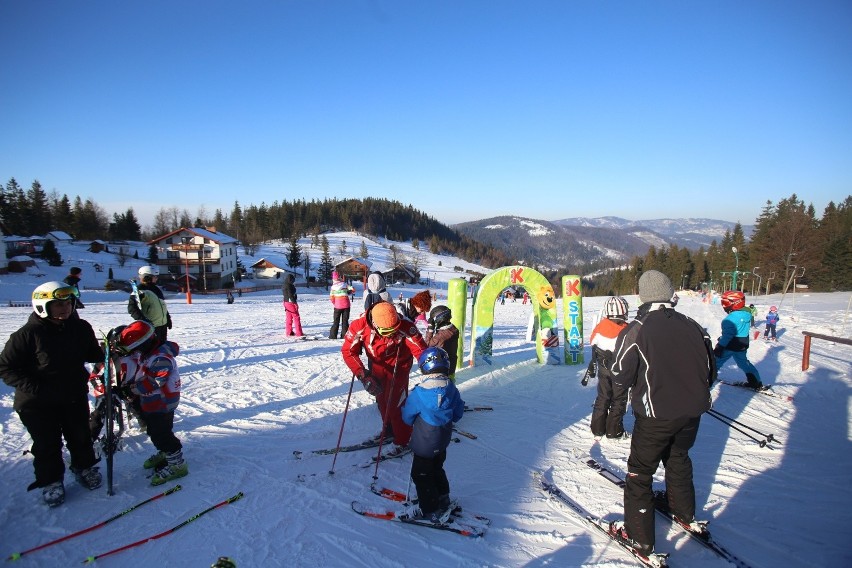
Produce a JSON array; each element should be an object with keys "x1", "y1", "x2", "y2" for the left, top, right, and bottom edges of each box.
[
  {"x1": 33, "y1": 286, "x2": 80, "y2": 301},
  {"x1": 375, "y1": 325, "x2": 399, "y2": 337}
]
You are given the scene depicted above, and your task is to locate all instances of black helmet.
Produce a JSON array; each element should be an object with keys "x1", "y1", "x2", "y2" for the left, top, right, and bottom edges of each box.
[{"x1": 428, "y1": 305, "x2": 452, "y2": 328}]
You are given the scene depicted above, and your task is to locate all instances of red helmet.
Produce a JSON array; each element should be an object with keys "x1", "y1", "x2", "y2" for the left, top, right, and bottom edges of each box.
[
  {"x1": 116, "y1": 321, "x2": 156, "y2": 354},
  {"x1": 721, "y1": 291, "x2": 746, "y2": 312}
]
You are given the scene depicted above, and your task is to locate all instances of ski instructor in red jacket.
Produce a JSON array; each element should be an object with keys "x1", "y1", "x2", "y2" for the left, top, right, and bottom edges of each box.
[{"x1": 341, "y1": 301, "x2": 427, "y2": 456}]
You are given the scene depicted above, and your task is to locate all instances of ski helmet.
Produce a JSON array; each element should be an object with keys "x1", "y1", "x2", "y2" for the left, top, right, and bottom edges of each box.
[
  {"x1": 139, "y1": 265, "x2": 160, "y2": 278},
  {"x1": 115, "y1": 321, "x2": 156, "y2": 354},
  {"x1": 31, "y1": 281, "x2": 79, "y2": 318},
  {"x1": 428, "y1": 305, "x2": 452, "y2": 328},
  {"x1": 769, "y1": 305, "x2": 778, "y2": 313},
  {"x1": 721, "y1": 290, "x2": 746, "y2": 312},
  {"x1": 418, "y1": 347, "x2": 451, "y2": 375},
  {"x1": 604, "y1": 296, "x2": 629, "y2": 319}
]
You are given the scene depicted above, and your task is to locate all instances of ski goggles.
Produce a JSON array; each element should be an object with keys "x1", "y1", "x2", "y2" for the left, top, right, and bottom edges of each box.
[
  {"x1": 33, "y1": 286, "x2": 80, "y2": 301},
  {"x1": 375, "y1": 323, "x2": 400, "y2": 337}
]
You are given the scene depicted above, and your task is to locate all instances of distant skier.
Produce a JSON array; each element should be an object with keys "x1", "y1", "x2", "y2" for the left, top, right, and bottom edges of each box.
[
  {"x1": 764, "y1": 306, "x2": 779, "y2": 341},
  {"x1": 328, "y1": 271, "x2": 351, "y2": 340},
  {"x1": 282, "y1": 273, "x2": 304, "y2": 338}
]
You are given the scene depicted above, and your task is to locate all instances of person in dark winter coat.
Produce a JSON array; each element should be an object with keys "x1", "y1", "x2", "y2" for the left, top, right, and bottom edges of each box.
[
  {"x1": 63, "y1": 266, "x2": 85, "y2": 308},
  {"x1": 424, "y1": 305, "x2": 460, "y2": 376},
  {"x1": 112, "y1": 321, "x2": 188, "y2": 486},
  {"x1": 282, "y1": 273, "x2": 304, "y2": 337},
  {"x1": 0, "y1": 281, "x2": 104, "y2": 507},
  {"x1": 588, "y1": 296, "x2": 630, "y2": 439},
  {"x1": 608, "y1": 270, "x2": 715, "y2": 558},
  {"x1": 128, "y1": 265, "x2": 172, "y2": 342},
  {"x1": 714, "y1": 290, "x2": 763, "y2": 389},
  {"x1": 401, "y1": 347, "x2": 465, "y2": 523},
  {"x1": 341, "y1": 301, "x2": 427, "y2": 454}
]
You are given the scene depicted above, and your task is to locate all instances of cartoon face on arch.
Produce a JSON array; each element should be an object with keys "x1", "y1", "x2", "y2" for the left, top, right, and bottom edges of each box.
[{"x1": 538, "y1": 284, "x2": 555, "y2": 310}]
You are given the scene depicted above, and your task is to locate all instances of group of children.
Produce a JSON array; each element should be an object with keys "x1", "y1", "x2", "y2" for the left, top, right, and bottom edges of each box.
[{"x1": 0, "y1": 271, "x2": 188, "y2": 508}]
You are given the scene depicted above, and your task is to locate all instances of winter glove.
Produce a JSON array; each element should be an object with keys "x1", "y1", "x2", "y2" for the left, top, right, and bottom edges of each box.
[
  {"x1": 356, "y1": 370, "x2": 383, "y2": 396},
  {"x1": 712, "y1": 343, "x2": 725, "y2": 358},
  {"x1": 167, "y1": 313, "x2": 173, "y2": 329}
]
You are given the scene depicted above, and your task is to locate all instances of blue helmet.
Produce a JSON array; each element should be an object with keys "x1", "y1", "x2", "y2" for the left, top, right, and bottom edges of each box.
[{"x1": 418, "y1": 347, "x2": 450, "y2": 375}]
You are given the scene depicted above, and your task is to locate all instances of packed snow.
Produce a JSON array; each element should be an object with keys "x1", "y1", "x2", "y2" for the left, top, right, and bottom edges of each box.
[{"x1": 1, "y1": 235, "x2": 850, "y2": 567}]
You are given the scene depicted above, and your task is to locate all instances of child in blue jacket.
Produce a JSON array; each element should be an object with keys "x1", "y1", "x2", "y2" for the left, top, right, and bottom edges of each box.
[
  {"x1": 402, "y1": 347, "x2": 465, "y2": 523},
  {"x1": 714, "y1": 291, "x2": 764, "y2": 390},
  {"x1": 764, "y1": 306, "x2": 779, "y2": 341}
]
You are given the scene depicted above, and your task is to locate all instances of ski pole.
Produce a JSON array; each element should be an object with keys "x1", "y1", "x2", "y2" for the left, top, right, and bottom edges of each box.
[
  {"x1": 372, "y1": 341, "x2": 403, "y2": 480},
  {"x1": 7, "y1": 486, "x2": 182, "y2": 561},
  {"x1": 82, "y1": 492, "x2": 243, "y2": 564},
  {"x1": 706, "y1": 411, "x2": 770, "y2": 448},
  {"x1": 707, "y1": 409, "x2": 777, "y2": 443},
  {"x1": 329, "y1": 373, "x2": 357, "y2": 475}
]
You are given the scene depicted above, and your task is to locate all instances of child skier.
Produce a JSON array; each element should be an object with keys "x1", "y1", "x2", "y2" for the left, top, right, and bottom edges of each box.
[
  {"x1": 424, "y1": 305, "x2": 460, "y2": 376},
  {"x1": 111, "y1": 321, "x2": 188, "y2": 485},
  {"x1": 587, "y1": 296, "x2": 630, "y2": 440},
  {"x1": 401, "y1": 347, "x2": 465, "y2": 523},
  {"x1": 764, "y1": 306, "x2": 779, "y2": 341},
  {"x1": 714, "y1": 291, "x2": 765, "y2": 390}
]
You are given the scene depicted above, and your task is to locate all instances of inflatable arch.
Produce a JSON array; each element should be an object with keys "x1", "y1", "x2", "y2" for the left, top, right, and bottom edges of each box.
[{"x1": 469, "y1": 266, "x2": 561, "y2": 365}]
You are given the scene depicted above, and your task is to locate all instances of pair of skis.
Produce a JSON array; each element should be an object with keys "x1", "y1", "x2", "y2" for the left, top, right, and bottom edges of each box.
[
  {"x1": 574, "y1": 458, "x2": 753, "y2": 567},
  {"x1": 352, "y1": 485, "x2": 490, "y2": 538}
]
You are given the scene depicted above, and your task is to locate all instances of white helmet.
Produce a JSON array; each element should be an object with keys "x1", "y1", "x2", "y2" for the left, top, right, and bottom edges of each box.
[
  {"x1": 604, "y1": 296, "x2": 629, "y2": 319},
  {"x1": 139, "y1": 265, "x2": 160, "y2": 278},
  {"x1": 32, "y1": 281, "x2": 79, "y2": 318}
]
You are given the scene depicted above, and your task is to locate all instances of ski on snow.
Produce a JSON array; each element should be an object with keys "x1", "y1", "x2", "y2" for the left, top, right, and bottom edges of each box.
[
  {"x1": 464, "y1": 405, "x2": 493, "y2": 412},
  {"x1": 293, "y1": 438, "x2": 385, "y2": 458},
  {"x1": 534, "y1": 471, "x2": 669, "y2": 567},
  {"x1": 351, "y1": 501, "x2": 486, "y2": 537},
  {"x1": 369, "y1": 484, "x2": 492, "y2": 527},
  {"x1": 6, "y1": 485, "x2": 182, "y2": 561},
  {"x1": 584, "y1": 458, "x2": 754, "y2": 568},
  {"x1": 716, "y1": 380, "x2": 792, "y2": 401}
]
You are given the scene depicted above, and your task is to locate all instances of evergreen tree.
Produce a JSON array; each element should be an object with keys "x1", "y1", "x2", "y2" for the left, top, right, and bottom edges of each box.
[
  {"x1": 319, "y1": 236, "x2": 333, "y2": 285},
  {"x1": 360, "y1": 240, "x2": 369, "y2": 259},
  {"x1": 286, "y1": 234, "x2": 302, "y2": 269},
  {"x1": 41, "y1": 239, "x2": 63, "y2": 266}
]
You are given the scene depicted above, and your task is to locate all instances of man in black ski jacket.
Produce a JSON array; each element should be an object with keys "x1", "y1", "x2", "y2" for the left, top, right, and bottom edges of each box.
[{"x1": 607, "y1": 270, "x2": 716, "y2": 557}]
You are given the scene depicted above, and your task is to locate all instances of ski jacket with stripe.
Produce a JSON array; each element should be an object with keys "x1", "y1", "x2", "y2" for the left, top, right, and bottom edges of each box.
[
  {"x1": 610, "y1": 303, "x2": 714, "y2": 420},
  {"x1": 119, "y1": 340, "x2": 181, "y2": 413}
]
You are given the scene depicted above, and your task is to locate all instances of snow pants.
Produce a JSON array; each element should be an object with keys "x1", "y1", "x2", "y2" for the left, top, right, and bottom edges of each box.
[
  {"x1": 329, "y1": 307, "x2": 350, "y2": 339},
  {"x1": 591, "y1": 370, "x2": 628, "y2": 438},
  {"x1": 17, "y1": 397, "x2": 98, "y2": 490},
  {"x1": 283, "y1": 301, "x2": 303, "y2": 336},
  {"x1": 144, "y1": 410, "x2": 182, "y2": 455},
  {"x1": 625, "y1": 415, "x2": 700, "y2": 549},
  {"x1": 715, "y1": 349, "x2": 761, "y2": 383},
  {"x1": 411, "y1": 450, "x2": 449, "y2": 515},
  {"x1": 764, "y1": 323, "x2": 777, "y2": 339},
  {"x1": 374, "y1": 374, "x2": 412, "y2": 447}
]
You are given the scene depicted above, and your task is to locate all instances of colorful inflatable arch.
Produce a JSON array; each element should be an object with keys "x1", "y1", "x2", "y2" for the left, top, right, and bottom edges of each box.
[{"x1": 469, "y1": 266, "x2": 561, "y2": 365}]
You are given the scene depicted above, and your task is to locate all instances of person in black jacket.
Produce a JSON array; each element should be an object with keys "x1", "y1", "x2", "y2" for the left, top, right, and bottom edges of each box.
[
  {"x1": 607, "y1": 270, "x2": 715, "y2": 558},
  {"x1": 0, "y1": 281, "x2": 105, "y2": 507},
  {"x1": 62, "y1": 266, "x2": 85, "y2": 308}
]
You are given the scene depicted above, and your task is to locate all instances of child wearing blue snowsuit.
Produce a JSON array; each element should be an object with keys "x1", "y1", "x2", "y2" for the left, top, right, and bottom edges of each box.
[
  {"x1": 764, "y1": 308, "x2": 779, "y2": 341},
  {"x1": 402, "y1": 347, "x2": 465, "y2": 523},
  {"x1": 714, "y1": 294, "x2": 764, "y2": 390}
]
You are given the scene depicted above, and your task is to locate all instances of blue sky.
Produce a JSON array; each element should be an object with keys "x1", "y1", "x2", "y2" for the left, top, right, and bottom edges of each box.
[{"x1": 2, "y1": 1, "x2": 850, "y2": 229}]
